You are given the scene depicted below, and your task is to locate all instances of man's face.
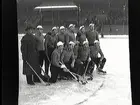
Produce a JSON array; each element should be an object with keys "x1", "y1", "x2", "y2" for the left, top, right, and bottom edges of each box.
[
  {"x1": 52, "y1": 29, "x2": 57, "y2": 35},
  {"x1": 84, "y1": 43, "x2": 89, "y2": 47},
  {"x1": 69, "y1": 44, "x2": 74, "y2": 49},
  {"x1": 81, "y1": 27, "x2": 85, "y2": 33},
  {"x1": 60, "y1": 29, "x2": 65, "y2": 34},
  {"x1": 38, "y1": 28, "x2": 43, "y2": 33},
  {"x1": 58, "y1": 45, "x2": 64, "y2": 52},
  {"x1": 89, "y1": 26, "x2": 94, "y2": 31},
  {"x1": 70, "y1": 26, "x2": 75, "y2": 32},
  {"x1": 95, "y1": 43, "x2": 100, "y2": 49},
  {"x1": 28, "y1": 29, "x2": 34, "y2": 34}
]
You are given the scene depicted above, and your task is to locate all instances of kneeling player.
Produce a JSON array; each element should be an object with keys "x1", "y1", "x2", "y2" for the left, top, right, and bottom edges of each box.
[
  {"x1": 75, "y1": 41, "x2": 91, "y2": 77},
  {"x1": 60, "y1": 41, "x2": 76, "y2": 80},
  {"x1": 49, "y1": 41, "x2": 68, "y2": 83},
  {"x1": 89, "y1": 40, "x2": 106, "y2": 76}
]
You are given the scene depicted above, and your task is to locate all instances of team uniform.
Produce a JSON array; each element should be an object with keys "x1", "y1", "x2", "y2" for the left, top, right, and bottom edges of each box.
[
  {"x1": 57, "y1": 32, "x2": 69, "y2": 48},
  {"x1": 35, "y1": 32, "x2": 45, "y2": 67},
  {"x1": 67, "y1": 30, "x2": 76, "y2": 43},
  {"x1": 76, "y1": 31, "x2": 87, "y2": 45},
  {"x1": 86, "y1": 30, "x2": 99, "y2": 45},
  {"x1": 60, "y1": 46, "x2": 75, "y2": 79},
  {"x1": 49, "y1": 48, "x2": 63, "y2": 83},
  {"x1": 85, "y1": 29, "x2": 100, "y2": 75},
  {"x1": 75, "y1": 43, "x2": 90, "y2": 76},
  {"x1": 49, "y1": 41, "x2": 67, "y2": 83},
  {"x1": 89, "y1": 41, "x2": 106, "y2": 74},
  {"x1": 44, "y1": 32, "x2": 58, "y2": 74}
]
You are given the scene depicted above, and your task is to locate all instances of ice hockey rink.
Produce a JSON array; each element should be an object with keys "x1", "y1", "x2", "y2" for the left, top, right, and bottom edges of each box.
[{"x1": 18, "y1": 34, "x2": 132, "y2": 105}]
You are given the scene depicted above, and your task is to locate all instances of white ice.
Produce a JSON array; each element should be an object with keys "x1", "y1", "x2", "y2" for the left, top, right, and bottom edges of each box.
[
  {"x1": 80, "y1": 35, "x2": 132, "y2": 105},
  {"x1": 18, "y1": 35, "x2": 132, "y2": 105}
]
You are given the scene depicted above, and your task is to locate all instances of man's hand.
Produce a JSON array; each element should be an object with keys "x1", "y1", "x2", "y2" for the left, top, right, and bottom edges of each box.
[
  {"x1": 60, "y1": 64, "x2": 66, "y2": 69},
  {"x1": 100, "y1": 56, "x2": 104, "y2": 62},
  {"x1": 71, "y1": 62, "x2": 75, "y2": 68},
  {"x1": 80, "y1": 61, "x2": 83, "y2": 64},
  {"x1": 63, "y1": 68, "x2": 69, "y2": 72},
  {"x1": 88, "y1": 57, "x2": 91, "y2": 62}
]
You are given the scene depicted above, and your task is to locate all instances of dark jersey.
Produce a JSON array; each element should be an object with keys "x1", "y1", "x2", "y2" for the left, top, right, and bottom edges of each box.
[
  {"x1": 61, "y1": 49, "x2": 74, "y2": 63},
  {"x1": 76, "y1": 32, "x2": 87, "y2": 44},
  {"x1": 57, "y1": 32, "x2": 69, "y2": 46},
  {"x1": 44, "y1": 34, "x2": 58, "y2": 48},
  {"x1": 35, "y1": 33, "x2": 45, "y2": 51},
  {"x1": 68, "y1": 31, "x2": 76, "y2": 43},
  {"x1": 77, "y1": 46, "x2": 90, "y2": 62},
  {"x1": 51, "y1": 49, "x2": 61, "y2": 68},
  {"x1": 86, "y1": 30, "x2": 99, "y2": 45}
]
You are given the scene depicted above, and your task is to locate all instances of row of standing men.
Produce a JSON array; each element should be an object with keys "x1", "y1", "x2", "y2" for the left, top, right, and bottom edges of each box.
[{"x1": 20, "y1": 23, "x2": 106, "y2": 85}]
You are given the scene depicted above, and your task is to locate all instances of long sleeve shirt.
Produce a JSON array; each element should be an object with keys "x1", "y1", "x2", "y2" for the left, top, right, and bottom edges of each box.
[
  {"x1": 90, "y1": 43, "x2": 104, "y2": 58},
  {"x1": 61, "y1": 49, "x2": 75, "y2": 63},
  {"x1": 44, "y1": 34, "x2": 58, "y2": 55},
  {"x1": 76, "y1": 32, "x2": 87, "y2": 44},
  {"x1": 68, "y1": 31, "x2": 76, "y2": 43},
  {"x1": 35, "y1": 33, "x2": 45, "y2": 51},
  {"x1": 51, "y1": 49, "x2": 61, "y2": 68},
  {"x1": 57, "y1": 32, "x2": 69, "y2": 46},
  {"x1": 86, "y1": 30, "x2": 99, "y2": 45},
  {"x1": 77, "y1": 46, "x2": 90, "y2": 62}
]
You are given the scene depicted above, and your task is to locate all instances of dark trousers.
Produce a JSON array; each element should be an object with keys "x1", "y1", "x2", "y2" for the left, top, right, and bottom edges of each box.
[
  {"x1": 76, "y1": 61, "x2": 88, "y2": 76},
  {"x1": 33, "y1": 74, "x2": 41, "y2": 82},
  {"x1": 45, "y1": 47, "x2": 55, "y2": 75},
  {"x1": 59, "y1": 62, "x2": 74, "y2": 78},
  {"x1": 26, "y1": 75, "x2": 35, "y2": 84},
  {"x1": 38, "y1": 50, "x2": 46, "y2": 67},
  {"x1": 49, "y1": 65, "x2": 62, "y2": 83},
  {"x1": 87, "y1": 57, "x2": 106, "y2": 74},
  {"x1": 47, "y1": 47, "x2": 55, "y2": 61}
]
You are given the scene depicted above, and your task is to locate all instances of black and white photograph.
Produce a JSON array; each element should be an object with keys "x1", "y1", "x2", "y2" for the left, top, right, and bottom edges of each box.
[{"x1": 17, "y1": 0, "x2": 131, "y2": 105}]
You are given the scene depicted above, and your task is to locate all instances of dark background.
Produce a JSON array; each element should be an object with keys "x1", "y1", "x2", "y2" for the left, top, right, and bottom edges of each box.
[{"x1": 17, "y1": 0, "x2": 128, "y2": 35}]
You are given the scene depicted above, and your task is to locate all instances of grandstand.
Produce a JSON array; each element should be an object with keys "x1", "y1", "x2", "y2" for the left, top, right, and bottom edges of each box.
[{"x1": 17, "y1": 0, "x2": 128, "y2": 35}]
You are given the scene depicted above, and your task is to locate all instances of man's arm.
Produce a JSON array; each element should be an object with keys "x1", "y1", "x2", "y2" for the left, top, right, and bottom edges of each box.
[
  {"x1": 21, "y1": 37, "x2": 28, "y2": 61},
  {"x1": 52, "y1": 52, "x2": 61, "y2": 68},
  {"x1": 96, "y1": 31, "x2": 100, "y2": 41},
  {"x1": 98, "y1": 45, "x2": 104, "y2": 61},
  {"x1": 44, "y1": 35, "x2": 49, "y2": 60},
  {"x1": 65, "y1": 33, "x2": 69, "y2": 47},
  {"x1": 76, "y1": 32, "x2": 81, "y2": 41},
  {"x1": 60, "y1": 51, "x2": 65, "y2": 64},
  {"x1": 71, "y1": 52, "x2": 75, "y2": 68}
]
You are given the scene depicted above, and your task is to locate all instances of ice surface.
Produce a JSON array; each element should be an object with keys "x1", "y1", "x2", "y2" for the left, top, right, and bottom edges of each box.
[{"x1": 18, "y1": 35, "x2": 132, "y2": 105}]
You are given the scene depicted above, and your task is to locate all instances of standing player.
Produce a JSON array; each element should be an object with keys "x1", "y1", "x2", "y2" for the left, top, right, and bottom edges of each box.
[
  {"x1": 86, "y1": 23, "x2": 99, "y2": 44},
  {"x1": 35, "y1": 25, "x2": 45, "y2": 68},
  {"x1": 67, "y1": 24, "x2": 76, "y2": 43},
  {"x1": 57, "y1": 26, "x2": 69, "y2": 48},
  {"x1": 21, "y1": 25, "x2": 41, "y2": 85},
  {"x1": 85, "y1": 23, "x2": 100, "y2": 76},
  {"x1": 76, "y1": 25, "x2": 87, "y2": 45},
  {"x1": 44, "y1": 27, "x2": 58, "y2": 74}
]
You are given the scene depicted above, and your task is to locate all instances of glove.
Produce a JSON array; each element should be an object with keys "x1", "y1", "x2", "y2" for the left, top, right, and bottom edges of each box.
[{"x1": 60, "y1": 64, "x2": 66, "y2": 69}]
